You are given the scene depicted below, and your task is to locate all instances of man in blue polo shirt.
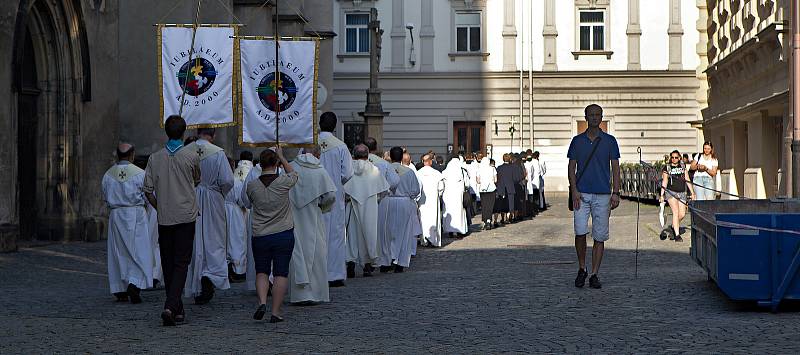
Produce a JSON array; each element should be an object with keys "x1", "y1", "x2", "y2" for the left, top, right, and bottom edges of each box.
[{"x1": 567, "y1": 104, "x2": 621, "y2": 289}]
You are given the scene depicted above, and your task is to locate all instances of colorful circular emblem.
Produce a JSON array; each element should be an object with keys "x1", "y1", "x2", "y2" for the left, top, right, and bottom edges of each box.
[
  {"x1": 177, "y1": 58, "x2": 217, "y2": 97},
  {"x1": 257, "y1": 72, "x2": 297, "y2": 112}
]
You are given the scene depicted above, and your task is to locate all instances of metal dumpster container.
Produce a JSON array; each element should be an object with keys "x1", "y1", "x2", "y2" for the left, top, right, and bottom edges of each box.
[{"x1": 690, "y1": 199, "x2": 800, "y2": 311}]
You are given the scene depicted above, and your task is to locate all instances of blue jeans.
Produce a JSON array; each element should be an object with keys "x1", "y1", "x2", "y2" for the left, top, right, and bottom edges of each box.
[{"x1": 692, "y1": 175, "x2": 715, "y2": 200}]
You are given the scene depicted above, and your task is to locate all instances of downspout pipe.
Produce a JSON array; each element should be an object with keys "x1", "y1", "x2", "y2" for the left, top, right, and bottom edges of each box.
[{"x1": 793, "y1": 0, "x2": 800, "y2": 197}]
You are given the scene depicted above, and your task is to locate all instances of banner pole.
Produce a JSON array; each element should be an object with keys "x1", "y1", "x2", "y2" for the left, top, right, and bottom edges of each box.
[
  {"x1": 274, "y1": 0, "x2": 281, "y2": 146},
  {"x1": 179, "y1": 0, "x2": 203, "y2": 116}
]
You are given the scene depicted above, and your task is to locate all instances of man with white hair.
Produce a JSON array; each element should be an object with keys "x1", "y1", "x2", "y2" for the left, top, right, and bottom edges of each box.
[
  {"x1": 186, "y1": 128, "x2": 234, "y2": 304},
  {"x1": 344, "y1": 144, "x2": 389, "y2": 277},
  {"x1": 102, "y1": 143, "x2": 154, "y2": 304},
  {"x1": 288, "y1": 145, "x2": 336, "y2": 304}
]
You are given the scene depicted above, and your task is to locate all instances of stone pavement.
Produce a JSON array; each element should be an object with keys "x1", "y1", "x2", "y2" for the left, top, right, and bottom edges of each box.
[{"x1": 1, "y1": 195, "x2": 799, "y2": 353}]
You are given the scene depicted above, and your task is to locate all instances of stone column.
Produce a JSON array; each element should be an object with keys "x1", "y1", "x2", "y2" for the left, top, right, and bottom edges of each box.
[
  {"x1": 359, "y1": 8, "x2": 389, "y2": 149},
  {"x1": 420, "y1": 0, "x2": 435, "y2": 72},
  {"x1": 626, "y1": 0, "x2": 642, "y2": 70},
  {"x1": 502, "y1": 0, "x2": 517, "y2": 71},
  {"x1": 542, "y1": 0, "x2": 557, "y2": 71},
  {"x1": 390, "y1": 0, "x2": 406, "y2": 71},
  {"x1": 668, "y1": 0, "x2": 684, "y2": 70}
]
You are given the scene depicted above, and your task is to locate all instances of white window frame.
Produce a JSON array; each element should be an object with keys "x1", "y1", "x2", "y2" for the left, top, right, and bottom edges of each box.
[
  {"x1": 336, "y1": 0, "x2": 377, "y2": 62},
  {"x1": 572, "y1": 0, "x2": 613, "y2": 59},
  {"x1": 448, "y1": 0, "x2": 489, "y2": 61},
  {"x1": 344, "y1": 13, "x2": 370, "y2": 53},
  {"x1": 577, "y1": 9, "x2": 606, "y2": 51},
  {"x1": 454, "y1": 12, "x2": 482, "y2": 53}
]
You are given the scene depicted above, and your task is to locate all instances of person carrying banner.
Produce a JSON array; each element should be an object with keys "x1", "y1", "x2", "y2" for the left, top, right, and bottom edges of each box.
[
  {"x1": 144, "y1": 115, "x2": 201, "y2": 326},
  {"x1": 288, "y1": 146, "x2": 336, "y2": 304},
  {"x1": 317, "y1": 112, "x2": 354, "y2": 287},
  {"x1": 102, "y1": 143, "x2": 154, "y2": 304},
  {"x1": 383, "y1": 147, "x2": 423, "y2": 272},
  {"x1": 416, "y1": 154, "x2": 446, "y2": 247},
  {"x1": 246, "y1": 147, "x2": 299, "y2": 323},
  {"x1": 345, "y1": 144, "x2": 389, "y2": 277},
  {"x1": 185, "y1": 128, "x2": 234, "y2": 305}
]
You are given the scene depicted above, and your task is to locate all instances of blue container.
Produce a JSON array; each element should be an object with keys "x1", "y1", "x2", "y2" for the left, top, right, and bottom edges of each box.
[{"x1": 691, "y1": 200, "x2": 800, "y2": 311}]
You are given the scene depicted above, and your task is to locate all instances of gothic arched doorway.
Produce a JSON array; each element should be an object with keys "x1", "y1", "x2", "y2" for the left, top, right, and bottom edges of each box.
[{"x1": 13, "y1": 0, "x2": 90, "y2": 241}]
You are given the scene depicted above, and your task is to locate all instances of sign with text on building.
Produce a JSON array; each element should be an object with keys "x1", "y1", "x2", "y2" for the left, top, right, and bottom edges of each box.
[
  {"x1": 158, "y1": 24, "x2": 239, "y2": 128},
  {"x1": 238, "y1": 38, "x2": 319, "y2": 147}
]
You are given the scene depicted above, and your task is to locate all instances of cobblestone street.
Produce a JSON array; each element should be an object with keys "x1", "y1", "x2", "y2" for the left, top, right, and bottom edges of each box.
[{"x1": 1, "y1": 195, "x2": 798, "y2": 353}]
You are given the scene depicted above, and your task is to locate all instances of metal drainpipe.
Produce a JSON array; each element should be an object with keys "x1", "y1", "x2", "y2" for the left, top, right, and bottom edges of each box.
[{"x1": 793, "y1": 0, "x2": 800, "y2": 197}]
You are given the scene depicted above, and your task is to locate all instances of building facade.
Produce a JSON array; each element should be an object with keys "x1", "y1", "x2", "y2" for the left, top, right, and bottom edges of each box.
[
  {"x1": 701, "y1": 0, "x2": 790, "y2": 199},
  {"x1": 332, "y1": 0, "x2": 706, "y2": 191},
  {"x1": 0, "y1": 0, "x2": 335, "y2": 250}
]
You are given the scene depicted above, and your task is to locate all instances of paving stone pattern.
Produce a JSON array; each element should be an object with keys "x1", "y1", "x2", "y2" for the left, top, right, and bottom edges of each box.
[{"x1": 1, "y1": 195, "x2": 798, "y2": 353}]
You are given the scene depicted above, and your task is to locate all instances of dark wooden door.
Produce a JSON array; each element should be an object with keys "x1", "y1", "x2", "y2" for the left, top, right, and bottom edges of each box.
[
  {"x1": 577, "y1": 120, "x2": 609, "y2": 134},
  {"x1": 453, "y1": 121, "x2": 485, "y2": 156}
]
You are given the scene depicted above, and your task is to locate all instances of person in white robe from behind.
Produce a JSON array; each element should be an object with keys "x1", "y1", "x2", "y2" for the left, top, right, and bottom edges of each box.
[
  {"x1": 288, "y1": 146, "x2": 336, "y2": 304},
  {"x1": 384, "y1": 147, "x2": 422, "y2": 272},
  {"x1": 225, "y1": 151, "x2": 252, "y2": 282},
  {"x1": 146, "y1": 199, "x2": 163, "y2": 287},
  {"x1": 442, "y1": 157, "x2": 469, "y2": 236},
  {"x1": 364, "y1": 137, "x2": 401, "y2": 275},
  {"x1": 416, "y1": 154, "x2": 445, "y2": 247},
  {"x1": 225, "y1": 154, "x2": 250, "y2": 281},
  {"x1": 317, "y1": 112, "x2": 354, "y2": 287},
  {"x1": 102, "y1": 143, "x2": 153, "y2": 303},
  {"x1": 345, "y1": 144, "x2": 389, "y2": 277},
  {"x1": 185, "y1": 128, "x2": 234, "y2": 304}
]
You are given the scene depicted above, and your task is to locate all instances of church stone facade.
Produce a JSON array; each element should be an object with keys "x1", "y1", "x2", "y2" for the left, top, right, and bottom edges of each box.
[{"x1": 0, "y1": 0, "x2": 335, "y2": 251}]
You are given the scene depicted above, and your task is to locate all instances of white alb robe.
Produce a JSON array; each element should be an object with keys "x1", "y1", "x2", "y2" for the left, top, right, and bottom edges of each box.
[
  {"x1": 289, "y1": 154, "x2": 336, "y2": 303},
  {"x1": 383, "y1": 163, "x2": 422, "y2": 267},
  {"x1": 442, "y1": 158, "x2": 469, "y2": 234},
  {"x1": 464, "y1": 161, "x2": 479, "y2": 201},
  {"x1": 225, "y1": 174, "x2": 247, "y2": 274},
  {"x1": 369, "y1": 154, "x2": 400, "y2": 267},
  {"x1": 319, "y1": 132, "x2": 354, "y2": 281},
  {"x1": 146, "y1": 201, "x2": 163, "y2": 284},
  {"x1": 345, "y1": 159, "x2": 389, "y2": 267},
  {"x1": 102, "y1": 162, "x2": 154, "y2": 294},
  {"x1": 416, "y1": 166, "x2": 445, "y2": 247},
  {"x1": 185, "y1": 140, "x2": 234, "y2": 297}
]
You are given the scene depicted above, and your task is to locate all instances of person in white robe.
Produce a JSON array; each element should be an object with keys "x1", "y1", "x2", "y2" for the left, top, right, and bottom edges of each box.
[
  {"x1": 344, "y1": 144, "x2": 390, "y2": 277},
  {"x1": 317, "y1": 112, "x2": 354, "y2": 287},
  {"x1": 102, "y1": 143, "x2": 154, "y2": 303},
  {"x1": 146, "y1": 199, "x2": 163, "y2": 287},
  {"x1": 185, "y1": 128, "x2": 234, "y2": 304},
  {"x1": 401, "y1": 152, "x2": 417, "y2": 172},
  {"x1": 416, "y1": 154, "x2": 445, "y2": 247},
  {"x1": 364, "y1": 137, "x2": 401, "y2": 274},
  {"x1": 383, "y1": 147, "x2": 422, "y2": 272},
  {"x1": 225, "y1": 155, "x2": 249, "y2": 281},
  {"x1": 526, "y1": 152, "x2": 542, "y2": 214},
  {"x1": 442, "y1": 157, "x2": 469, "y2": 236},
  {"x1": 535, "y1": 151, "x2": 547, "y2": 210},
  {"x1": 288, "y1": 148, "x2": 336, "y2": 304}
]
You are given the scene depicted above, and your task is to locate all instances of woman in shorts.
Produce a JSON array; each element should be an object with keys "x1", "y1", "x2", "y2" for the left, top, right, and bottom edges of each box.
[{"x1": 660, "y1": 150, "x2": 695, "y2": 242}]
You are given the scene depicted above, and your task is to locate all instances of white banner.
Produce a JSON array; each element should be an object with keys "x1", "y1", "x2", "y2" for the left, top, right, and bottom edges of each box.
[
  {"x1": 158, "y1": 25, "x2": 237, "y2": 128},
  {"x1": 239, "y1": 39, "x2": 319, "y2": 147}
]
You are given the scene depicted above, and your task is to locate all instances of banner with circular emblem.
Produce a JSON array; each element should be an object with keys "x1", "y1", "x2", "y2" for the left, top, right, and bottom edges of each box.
[
  {"x1": 238, "y1": 37, "x2": 319, "y2": 147},
  {"x1": 158, "y1": 24, "x2": 240, "y2": 128}
]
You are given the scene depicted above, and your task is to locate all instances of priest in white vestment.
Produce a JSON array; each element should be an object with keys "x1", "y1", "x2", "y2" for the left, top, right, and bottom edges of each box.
[
  {"x1": 416, "y1": 154, "x2": 445, "y2": 247},
  {"x1": 344, "y1": 144, "x2": 389, "y2": 277},
  {"x1": 364, "y1": 138, "x2": 400, "y2": 274},
  {"x1": 102, "y1": 143, "x2": 153, "y2": 303},
  {"x1": 227, "y1": 152, "x2": 253, "y2": 280},
  {"x1": 185, "y1": 128, "x2": 234, "y2": 303},
  {"x1": 383, "y1": 147, "x2": 422, "y2": 272},
  {"x1": 442, "y1": 157, "x2": 469, "y2": 235},
  {"x1": 289, "y1": 148, "x2": 336, "y2": 303},
  {"x1": 317, "y1": 113, "x2": 354, "y2": 287}
]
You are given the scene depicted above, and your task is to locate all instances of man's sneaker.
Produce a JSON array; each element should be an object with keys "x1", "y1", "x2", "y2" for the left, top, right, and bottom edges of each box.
[
  {"x1": 574, "y1": 268, "x2": 588, "y2": 288},
  {"x1": 589, "y1": 274, "x2": 602, "y2": 289}
]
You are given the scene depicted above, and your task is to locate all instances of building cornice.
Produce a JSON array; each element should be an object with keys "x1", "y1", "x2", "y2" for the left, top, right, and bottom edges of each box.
[{"x1": 334, "y1": 70, "x2": 698, "y2": 80}]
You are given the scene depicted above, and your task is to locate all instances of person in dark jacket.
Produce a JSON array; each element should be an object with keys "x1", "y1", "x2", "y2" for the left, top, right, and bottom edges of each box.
[{"x1": 495, "y1": 154, "x2": 523, "y2": 223}]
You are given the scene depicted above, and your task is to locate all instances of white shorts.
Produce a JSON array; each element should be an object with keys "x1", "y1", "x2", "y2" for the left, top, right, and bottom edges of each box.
[{"x1": 573, "y1": 193, "x2": 611, "y2": 242}]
